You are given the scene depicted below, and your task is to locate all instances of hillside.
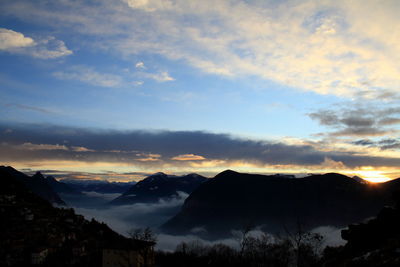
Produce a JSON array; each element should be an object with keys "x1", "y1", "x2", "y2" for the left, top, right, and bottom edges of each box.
[
  {"x1": 0, "y1": 166, "x2": 65, "y2": 205},
  {"x1": 0, "y1": 166, "x2": 154, "y2": 266},
  {"x1": 110, "y1": 172, "x2": 207, "y2": 205},
  {"x1": 162, "y1": 170, "x2": 397, "y2": 238}
]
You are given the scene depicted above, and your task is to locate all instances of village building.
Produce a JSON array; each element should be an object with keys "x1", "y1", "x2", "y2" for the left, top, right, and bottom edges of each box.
[{"x1": 102, "y1": 239, "x2": 155, "y2": 267}]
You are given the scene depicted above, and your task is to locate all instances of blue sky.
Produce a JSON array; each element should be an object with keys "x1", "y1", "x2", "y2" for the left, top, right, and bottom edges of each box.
[{"x1": 1, "y1": 0, "x2": 400, "y2": 182}]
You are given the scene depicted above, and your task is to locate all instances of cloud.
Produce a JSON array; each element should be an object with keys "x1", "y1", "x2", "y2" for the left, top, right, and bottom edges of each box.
[
  {"x1": 81, "y1": 191, "x2": 121, "y2": 201},
  {"x1": 70, "y1": 190, "x2": 346, "y2": 251},
  {"x1": 352, "y1": 138, "x2": 400, "y2": 151},
  {"x1": 6, "y1": 0, "x2": 400, "y2": 97},
  {"x1": 141, "y1": 71, "x2": 175, "y2": 82},
  {"x1": 71, "y1": 146, "x2": 95, "y2": 152},
  {"x1": 72, "y1": 191, "x2": 189, "y2": 234},
  {"x1": 137, "y1": 157, "x2": 160, "y2": 162},
  {"x1": 133, "y1": 81, "x2": 144, "y2": 86},
  {"x1": 2, "y1": 103, "x2": 55, "y2": 114},
  {"x1": 27, "y1": 36, "x2": 72, "y2": 59},
  {"x1": 18, "y1": 142, "x2": 68, "y2": 151},
  {"x1": 135, "y1": 61, "x2": 146, "y2": 69},
  {"x1": 1, "y1": 123, "x2": 400, "y2": 170},
  {"x1": 136, "y1": 153, "x2": 161, "y2": 162},
  {"x1": 0, "y1": 28, "x2": 72, "y2": 58},
  {"x1": 320, "y1": 157, "x2": 347, "y2": 170},
  {"x1": 53, "y1": 65, "x2": 123, "y2": 87},
  {"x1": 29, "y1": 169, "x2": 149, "y2": 182},
  {"x1": 65, "y1": 190, "x2": 243, "y2": 251},
  {"x1": 171, "y1": 154, "x2": 205, "y2": 161},
  {"x1": 0, "y1": 28, "x2": 35, "y2": 49},
  {"x1": 5, "y1": 142, "x2": 93, "y2": 153},
  {"x1": 123, "y1": 0, "x2": 174, "y2": 12},
  {"x1": 309, "y1": 106, "x2": 400, "y2": 137}
]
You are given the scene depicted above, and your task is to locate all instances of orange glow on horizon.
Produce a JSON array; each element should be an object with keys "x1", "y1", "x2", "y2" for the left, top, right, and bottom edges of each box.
[
  {"x1": 351, "y1": 170, "x2": 392, "y2": 183},
  {"x1": 3, "y1": 159, "x2": 398, "y2": 183}
]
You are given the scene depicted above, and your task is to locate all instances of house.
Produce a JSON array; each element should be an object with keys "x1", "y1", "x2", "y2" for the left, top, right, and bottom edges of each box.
[{"x1": 102, "y1": 239, "x2": 155, "y2": 267}]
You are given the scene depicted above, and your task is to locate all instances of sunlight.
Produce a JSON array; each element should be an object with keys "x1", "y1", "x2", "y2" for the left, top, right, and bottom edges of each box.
[{"x1": 354, "y1": 170, "x2": 392, "y2": 183}]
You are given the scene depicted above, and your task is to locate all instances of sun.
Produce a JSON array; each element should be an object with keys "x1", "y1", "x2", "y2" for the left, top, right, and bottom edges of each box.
[{"x1": 353, "y1": 170, "x2": 392, "y2": 183}]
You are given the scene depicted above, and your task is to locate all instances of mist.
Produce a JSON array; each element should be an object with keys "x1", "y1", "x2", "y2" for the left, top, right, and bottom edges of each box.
[{"x1": 65, "y1": 191, "x2": 345, "y2": 251}]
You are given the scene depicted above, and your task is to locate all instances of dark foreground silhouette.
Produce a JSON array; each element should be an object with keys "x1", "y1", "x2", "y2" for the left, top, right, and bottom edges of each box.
[
  {"x1": 0, "y1": 166, "x2": 155, "y2": 267},
  {"x1": 163, "y1": 170, "x2": 400, "y2": 238}
]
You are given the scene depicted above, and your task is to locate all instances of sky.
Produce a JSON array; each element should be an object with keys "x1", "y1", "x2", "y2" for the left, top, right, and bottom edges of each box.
[{"x1": 1, "y1": 0, "x2": 400, "y2": 182}]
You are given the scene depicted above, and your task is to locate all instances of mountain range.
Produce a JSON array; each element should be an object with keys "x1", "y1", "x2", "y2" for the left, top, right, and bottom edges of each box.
[
  {"x1": 45, "y1": 175, "x2": 82, "y2": 195},
  {"x1": 162, "y1": 170, "x2": 400, "y2": 238},
  {"x1": 4, "y1": 165, "x2": 400, "y2": 243},
  {"x1": 110, "y1": 172, "x2": 207, "y2": 205},
  {"x1": 60, "y1": 178, "x2": 136, "y2": 194},
  {"x1": 0, "y1": 166, "x2": 65, "y2": 205}
]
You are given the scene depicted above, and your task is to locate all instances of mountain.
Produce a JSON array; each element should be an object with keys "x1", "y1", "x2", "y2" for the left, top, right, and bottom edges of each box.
[
  {"x1": 110, "y1": 172, "x2": 207, "y2": 205},
  {"x1": 0, "y1": 166, "x2": 65, "y2": 205},
  {"x1": 0, "y1": 166, "x2": 154, "y2": 266},
  {"x1": 60, "y1": 179, "x2": 136, "y2": 194},
  {"x1": 161, "y1": 170, "x2": 399, "y2": 238},
  {"x1": 45, "y1": 175, "x2": 82, "y2": 195}
]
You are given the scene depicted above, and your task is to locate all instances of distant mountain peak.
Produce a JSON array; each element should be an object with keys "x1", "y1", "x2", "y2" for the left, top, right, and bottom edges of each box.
[
  {"x1": 215, "y1": 169, "x2": 239, "y2": 178},
  {"x1": 46, "y1": 175, "x2": 57, "y2": 182},
  {"x1": 149, "y1": 172, "x2": 167, "y2": 177},
  {"x1": 32, "y1": 171, "x2": 45, "y2": 180},
  {"x1": 109, "y1": 172, "x2": 207, "y2": 205},
  {"x1": 186, "y1": 173, "x2": 203, "y2": 178},
  {"x1": 0, "y1": 167, "x2": 65, "y2": 205},
  {"x1": 352, "y1": 175, "x2": 369, "y2": 184}
]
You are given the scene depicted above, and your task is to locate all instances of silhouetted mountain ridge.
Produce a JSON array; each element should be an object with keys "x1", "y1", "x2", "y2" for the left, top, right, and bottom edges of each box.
[
  {"x1": 60, "y1": 178, "x2": 136, "y2": 194},
  {"x1": 162, "y1": 171, "x2": 398, "y2": 238},
  {"x1": 0, "y1": 166, "x2": 154, "y2": 266},
  {"x1": 0, "y1": 166, "x2": 65, "y2": 205},
  {"x1": 110, "y1": 172, "x2": 207, "y2": 205},
  {"x1": 45, "y1": 175, "x2": 82, "y2": 195}
]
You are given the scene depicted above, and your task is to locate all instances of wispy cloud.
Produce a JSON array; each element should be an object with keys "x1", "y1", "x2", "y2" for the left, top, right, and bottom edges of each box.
[
  {"x1": 141, "y1": 71, "x2": 175, "y2": 82},
  {"x1": 4, "y1": 0, "x2": 400, "y2": 97},
  {"x1": 309, "y1": 106, "x2": 400, "y2": 137},
  {"x1": 53, "y1": 65, "x2": 123, "y2": 87},
  {"x1": 18, "y1": 142, "x2": 68, "y2": 151},
  {"x1": 0, "y1": 28, "x2": 72, "y2": 59},
  {"x1": 172, "y1": 154, "x2": 205, "y2": 161},
  {"x1": 352, "y1": 138, "x2": 400, "y2": 151},
  {"x1": 136, "y1": 153, "x2": 161, "y2": 162},
  {"x1": 2, "y1": 103, "x2": 55, "y2": 114}
]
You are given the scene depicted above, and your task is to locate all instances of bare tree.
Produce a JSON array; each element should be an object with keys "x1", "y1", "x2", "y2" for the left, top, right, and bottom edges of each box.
[
  {"x1": 233, "y1": 222, "x2": 255, "y2": 256},
  {"x1": 127, "y1": 227, "x2": 157, "y2": 267},
  {"x1": 284, "y1": 220, "x2": 323, "y2": 267},
  {"x1": 127, "y1": 227, "x2": 157, "y2": 243}
]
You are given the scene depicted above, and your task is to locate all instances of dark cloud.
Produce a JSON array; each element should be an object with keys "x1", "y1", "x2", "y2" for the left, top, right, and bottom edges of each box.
[
  {"x1": 1, "y1": 122, "x2": 400, "y2": 168},
  {"x1": 352, "y1": 138, "x2": 400, "y2": 151},
  {"x1": 309, "y1": 106, "x2": 400, "y2": 137},
  {"x1": 379, "y1": 118, "x2": 400, "y2": 126},
  {"x1": 352, "y1": 139, "x2": 374, "y2": 146},
  {"x1": 1, "y1": 103, "x2": 55, "y2": 114}
]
